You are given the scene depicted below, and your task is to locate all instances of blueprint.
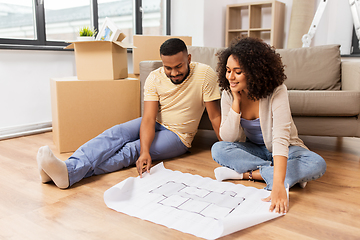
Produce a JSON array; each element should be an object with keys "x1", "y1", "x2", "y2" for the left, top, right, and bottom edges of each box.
[
  {"x1": 150, "y1": 180, "x2": 246, "y2": 220},
  {"x1": 104, "y1": 162, "x2": 284, "y2": 239}
]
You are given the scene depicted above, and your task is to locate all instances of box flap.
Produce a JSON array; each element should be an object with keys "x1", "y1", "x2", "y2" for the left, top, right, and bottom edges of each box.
[
  {"x1": 116, "y1": 32, "x2": 126, "y2": 42},
  {"x1": 64, "y1": 42, "x2": 75, "y2": 49}
]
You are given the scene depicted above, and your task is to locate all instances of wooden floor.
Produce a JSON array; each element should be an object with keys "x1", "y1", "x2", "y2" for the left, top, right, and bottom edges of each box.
[{"x1": 0, "y1": 130, "x2": 359, "y2": 240}]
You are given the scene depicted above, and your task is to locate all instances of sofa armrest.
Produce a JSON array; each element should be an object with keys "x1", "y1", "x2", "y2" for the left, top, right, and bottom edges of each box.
[
  {"x1": 342, "y1": 61, "x2": 360, "y2": 91},
  {"x1": 139, "y1": 60, "x2": 163, "y2": 115}
]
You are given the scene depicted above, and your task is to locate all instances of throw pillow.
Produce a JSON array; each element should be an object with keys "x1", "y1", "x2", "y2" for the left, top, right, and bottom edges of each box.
[{"x1": 276, "y1": 45, "x2": 341, "y2": 90}]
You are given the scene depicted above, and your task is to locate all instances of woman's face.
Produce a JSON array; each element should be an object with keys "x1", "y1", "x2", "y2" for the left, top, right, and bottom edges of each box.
[{"x1": 226, "y1": 54, "x2": 247, "y2": 92}]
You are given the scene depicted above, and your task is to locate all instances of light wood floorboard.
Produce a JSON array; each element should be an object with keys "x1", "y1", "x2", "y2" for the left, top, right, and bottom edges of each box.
[{"x1": 0, "y1": 131, "x2": 359, "y2": 239}]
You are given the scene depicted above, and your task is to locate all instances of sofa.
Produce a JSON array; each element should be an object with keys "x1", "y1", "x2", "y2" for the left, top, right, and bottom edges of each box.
[{"x1": 139, "y1": 44, "x2": 360, "y2": 138}]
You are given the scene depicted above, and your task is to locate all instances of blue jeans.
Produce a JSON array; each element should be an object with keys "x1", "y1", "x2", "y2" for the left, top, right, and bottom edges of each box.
[
  {"x1": 211, "y1": 140, "x2": 326, "y2": 190},
  {"x1": 65, "y1": 117, "x2": 188, "y2": 187}
]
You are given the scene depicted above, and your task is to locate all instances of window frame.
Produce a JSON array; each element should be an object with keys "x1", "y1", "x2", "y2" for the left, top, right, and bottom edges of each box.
[{"x1": 0, "y1": 0, "x2": 171, "y2": 51}]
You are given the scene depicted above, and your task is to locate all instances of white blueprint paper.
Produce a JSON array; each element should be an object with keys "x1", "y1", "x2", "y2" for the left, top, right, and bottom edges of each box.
[{"x1": 104, "y1": 162, "x2": 284, "y2": 239}]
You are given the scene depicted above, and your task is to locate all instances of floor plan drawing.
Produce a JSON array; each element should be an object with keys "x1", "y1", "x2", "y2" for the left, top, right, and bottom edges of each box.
[
  {"x1": 150, "y1": 181, "x2": 245, "y2": 220},
  {"x1": 104, "y1": 162, "x2": 283, "y2": 239}
]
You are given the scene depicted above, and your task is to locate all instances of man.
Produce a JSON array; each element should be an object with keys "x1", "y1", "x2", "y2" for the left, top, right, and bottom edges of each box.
[{"x1": 37, "y1": 38, "x2": 221, "y2": 189}]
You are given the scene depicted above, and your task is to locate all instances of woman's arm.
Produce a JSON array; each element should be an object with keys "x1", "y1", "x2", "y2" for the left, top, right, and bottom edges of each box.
[
  {"x1": 262, "y1": 85, "x2": 291, "y2": 213},
  {"x1": 219, "y1": 91, "x2": 244, "y2": 142},
  {"x1": 262, "y1": 155, "x2": 288, "y2": 213}
]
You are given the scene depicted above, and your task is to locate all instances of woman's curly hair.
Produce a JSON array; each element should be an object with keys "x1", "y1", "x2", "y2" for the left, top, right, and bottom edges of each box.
[{"x1": 216, "y1": 37, "x2": 286, "y2": 101}]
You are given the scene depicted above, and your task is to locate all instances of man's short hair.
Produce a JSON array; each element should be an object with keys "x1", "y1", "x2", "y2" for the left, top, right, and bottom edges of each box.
[{"x1": 160, "y1": 38, "x2": 188, "y2": 56}]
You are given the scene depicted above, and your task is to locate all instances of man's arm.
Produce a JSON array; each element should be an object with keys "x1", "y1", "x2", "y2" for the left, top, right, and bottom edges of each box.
[
  {"x1": 136, "y1": 101, "x2": 159, "y2": 177},
  {"x1": 204, "y1": 99, "x2": 222, "y2": 141}
]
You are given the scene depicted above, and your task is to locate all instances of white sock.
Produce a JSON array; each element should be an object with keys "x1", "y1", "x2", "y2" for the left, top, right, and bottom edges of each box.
[
  {"x1": 214, "y1": 167, "x2": 243, "y2": 181},
  {"x1": 36, "y1": 147, "x2": 52, "y2": 183},
  {"x1": 37, "y1": 146, "x2": 69, "y2": 189},
  {"x1": 299, "y1": 182, "x2": 307, "y2": 188}
]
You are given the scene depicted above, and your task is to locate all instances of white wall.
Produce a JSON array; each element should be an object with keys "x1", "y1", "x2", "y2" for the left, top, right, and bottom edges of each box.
[{"x1": 0, "y1": 50, "x2": 75, "y2": 132}]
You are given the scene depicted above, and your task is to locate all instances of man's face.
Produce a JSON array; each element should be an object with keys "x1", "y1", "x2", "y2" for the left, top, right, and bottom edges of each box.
[{"x1": 161, "y1": 51, "x2": 191, "y2": 84}]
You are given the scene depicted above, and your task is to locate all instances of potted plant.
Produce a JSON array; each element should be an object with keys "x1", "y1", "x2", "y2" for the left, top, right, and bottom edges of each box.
[{"x1": 77, "y1": 26, "x2": 97, "y2": 41}]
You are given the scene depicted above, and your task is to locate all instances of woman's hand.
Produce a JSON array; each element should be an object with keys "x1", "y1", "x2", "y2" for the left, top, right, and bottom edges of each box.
[
  {"x1": 231, "y1": 90, "x2": 242, "y2": 114},
  {"x1": 263, "y1": 155, "x2": 289, "y2": 213},
  {"x1": 262, "y1": 183, "x2": 288, "y2": 214},
  {"x1": 231, "y1": 90, "x2": 242, "y2": 102}
]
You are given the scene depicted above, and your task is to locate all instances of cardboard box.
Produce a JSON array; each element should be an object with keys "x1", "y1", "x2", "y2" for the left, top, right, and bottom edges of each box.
[
  {"x1": 132, "y1": 35, "x2": 192, "y2": 74},
  {"x1": 51, "y1": 77, "x2": 140, "y2": 153},
  {"x1": 65, "y1": 33, "x2": 135, "y2": 80}
]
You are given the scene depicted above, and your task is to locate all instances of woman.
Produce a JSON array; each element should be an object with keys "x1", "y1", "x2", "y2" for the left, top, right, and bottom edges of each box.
[{"x1": 211, "y1": 37, "x2": 326, "y2": 214}]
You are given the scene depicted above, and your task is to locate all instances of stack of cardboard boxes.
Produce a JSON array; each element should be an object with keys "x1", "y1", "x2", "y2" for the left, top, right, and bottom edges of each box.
[{"x1": 51, "y1": 33, "x2": 140, "y2": 153}]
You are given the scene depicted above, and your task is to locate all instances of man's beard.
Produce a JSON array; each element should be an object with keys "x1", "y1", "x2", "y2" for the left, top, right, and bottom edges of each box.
[{"x1": 168, "y1": 64, "x2": 190, "y2": 85}]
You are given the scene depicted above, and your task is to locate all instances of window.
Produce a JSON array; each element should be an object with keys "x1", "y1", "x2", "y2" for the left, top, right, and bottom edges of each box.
[
  {"x1": 0, "y1": 0, "x2": 170, "y2": 49},
  {"x1": 44, "y1": 0, "x2": 93, "y2": 42},
  {"x1": 98, "y1": 0, "x2": 134, "y2": 44},
  {"x1": 0, "y1": 0, "x2": 36, "y2": 40},
  {"x1": 142, "y1": 0, "x2": 167, "y2": 36}
]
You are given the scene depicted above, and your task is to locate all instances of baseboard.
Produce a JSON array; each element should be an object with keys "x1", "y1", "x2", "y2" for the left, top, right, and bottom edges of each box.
[{"x1": 0, "y1": 122, "x2": 52, "y2": 140}]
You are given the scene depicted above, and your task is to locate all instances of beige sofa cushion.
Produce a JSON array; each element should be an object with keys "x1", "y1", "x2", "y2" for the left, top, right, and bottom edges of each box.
[
  {"x1": 187, "y1": 46, "x2": 225, "y2": 71},
  {"x1": 288, "y1": 90, "x2": 360, "y2": 116},
  {"x1": 277, "y1": 45, "x2": 341, "y2": 90}
]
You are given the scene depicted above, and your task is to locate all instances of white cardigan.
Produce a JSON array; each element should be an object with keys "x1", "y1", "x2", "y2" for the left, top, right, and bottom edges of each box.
[{"x1": 219, "y1": 84, "x2": 308, "y2": 158}]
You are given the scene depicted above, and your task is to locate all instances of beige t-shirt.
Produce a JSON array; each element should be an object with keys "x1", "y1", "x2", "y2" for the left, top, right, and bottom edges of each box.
[{"x1": 144, "y1": 62, "x2": 220, "y2": 147}]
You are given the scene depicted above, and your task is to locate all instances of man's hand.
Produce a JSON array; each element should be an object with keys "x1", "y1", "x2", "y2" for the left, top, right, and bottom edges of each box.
[
  {"x1": 262, "y1": 183, "x2": 288, "y2": 214},
  {"x1": 136, "y1": 152, "x2": 152, "y2": 178}
]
